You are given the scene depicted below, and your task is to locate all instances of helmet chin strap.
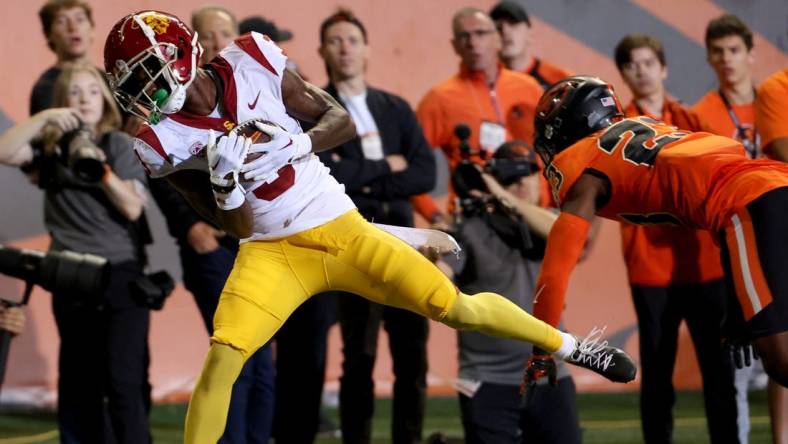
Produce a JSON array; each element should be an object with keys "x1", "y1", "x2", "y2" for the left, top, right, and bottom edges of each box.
[{"x1": 159, "y1": 85, "x2": 187, "y2": 114}]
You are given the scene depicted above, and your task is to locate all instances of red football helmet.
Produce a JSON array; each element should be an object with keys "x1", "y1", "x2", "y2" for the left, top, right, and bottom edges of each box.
[{"x1": 104, "y1": 11, "x2": 202, "y2": 123}]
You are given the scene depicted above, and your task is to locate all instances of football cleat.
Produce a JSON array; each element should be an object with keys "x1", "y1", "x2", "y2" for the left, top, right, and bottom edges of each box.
[{"x1": 563, "y1": 326, "x2": 637, "y2": 383}]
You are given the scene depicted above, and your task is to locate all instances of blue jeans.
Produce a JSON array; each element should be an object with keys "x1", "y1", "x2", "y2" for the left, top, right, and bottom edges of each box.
[{"x1": 181, "y1": 242, "x2": 275, "y2": 443}]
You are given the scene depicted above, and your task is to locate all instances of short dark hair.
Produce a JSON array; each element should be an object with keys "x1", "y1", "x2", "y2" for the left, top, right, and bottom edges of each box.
[
  {"x1": 705, "y1": 14, "x2": 753, "y2": 51},
  {"x1": 319, "y1": 8, "x2": 367, "y2": 45},
  {"x1": 38, "y1": 0, "x2": 94, "y2": 47},
  {"x1": 614, "y1": 33, "x2": 666, "y2": 70}
]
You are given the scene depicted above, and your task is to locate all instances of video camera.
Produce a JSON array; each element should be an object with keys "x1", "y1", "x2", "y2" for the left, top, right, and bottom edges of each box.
[
  {"x1": 450, "y1": 125, "x2": 543, "y2": 258},
  {"x1": 0, "y1": 246, "x2": 109, "y2": 389}
]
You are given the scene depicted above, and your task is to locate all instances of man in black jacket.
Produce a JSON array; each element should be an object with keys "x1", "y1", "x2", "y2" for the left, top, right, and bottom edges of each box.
[{"x1": 317, "y1": 9, "x2": 436, "y2": 444}]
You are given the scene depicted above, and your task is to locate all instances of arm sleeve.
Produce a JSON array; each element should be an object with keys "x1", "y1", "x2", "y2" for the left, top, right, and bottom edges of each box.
[
  {"x1": 532, "y1": 212, "x2": 591, "y2": 327},
  {"x1": 366, "y1": 101, "x2": 436, "y2": 199}
]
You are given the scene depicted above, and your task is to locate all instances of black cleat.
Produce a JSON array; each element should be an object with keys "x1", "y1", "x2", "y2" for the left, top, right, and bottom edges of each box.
[{"x1": 563, "y1": 327, "x2": 637, "y2": 383}]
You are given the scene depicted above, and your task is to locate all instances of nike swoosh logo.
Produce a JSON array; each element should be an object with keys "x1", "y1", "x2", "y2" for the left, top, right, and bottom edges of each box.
[
  {"x1": 248, "y1": 91, "x2": 261, "y2": 109},
  {"x1": 533, "y1": 284, "x2": 545, "y2": 304}
]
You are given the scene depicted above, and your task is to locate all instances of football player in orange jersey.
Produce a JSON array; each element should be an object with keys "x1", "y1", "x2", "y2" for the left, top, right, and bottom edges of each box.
[
  {"x1": 614, "y1": 34, "x2": 738, "y2": 443},
  {"x1": 525, "y1": 76, "x2": 788, "y2": 389}
]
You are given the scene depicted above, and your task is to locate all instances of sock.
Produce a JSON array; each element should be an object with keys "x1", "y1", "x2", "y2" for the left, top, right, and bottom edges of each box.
[
  {"x1": 554, "y1": 332, "x2": 578, "y2": 360},
  {"x1": 442, "y1": 291, "x2": 564, "y2": 352},
  {"x1": 184, "y1": 343, "x2": 246, "y2": 444}
]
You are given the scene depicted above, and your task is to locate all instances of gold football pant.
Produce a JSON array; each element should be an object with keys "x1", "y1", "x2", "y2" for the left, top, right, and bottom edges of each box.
[{"x1": 184, "y1": 210, "x2": 563, "y2": 443}]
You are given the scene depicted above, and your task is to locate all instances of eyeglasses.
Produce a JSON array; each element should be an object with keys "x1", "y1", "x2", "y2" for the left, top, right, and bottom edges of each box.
[{"x1": 454, "y1": 29, "x2": 496, "y2": 43}]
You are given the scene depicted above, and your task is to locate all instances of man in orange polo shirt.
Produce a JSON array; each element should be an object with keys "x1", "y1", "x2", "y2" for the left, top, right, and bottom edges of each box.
[
  {"x1": 411, "y1": 7, "x2": 543, "y2": 224},
  {"x1": 614, "y1": 33, "x2": 738, "y2": 444},
  {"x1": 489, "y1": 1, "x2": 572, "y2": 90},
  {"x1": 756, "y1": 69, "x2": 788, "y2": 161},
  {"x1": 693, "y1": 14, "x2": 759, "y2": 159}
]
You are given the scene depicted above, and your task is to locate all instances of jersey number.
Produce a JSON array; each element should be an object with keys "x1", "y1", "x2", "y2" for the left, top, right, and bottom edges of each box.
[
  {"x1": 597, "y1": 119, "x2": 687, "y2": 166},
  {"x1": 252, "y1": 165, "x2": 295, "y2": 201}
]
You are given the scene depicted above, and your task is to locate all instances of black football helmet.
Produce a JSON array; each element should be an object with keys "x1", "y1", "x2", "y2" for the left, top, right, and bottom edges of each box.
[{"x1": 534, "y1": 76, "x2": 624, "y2": 165}]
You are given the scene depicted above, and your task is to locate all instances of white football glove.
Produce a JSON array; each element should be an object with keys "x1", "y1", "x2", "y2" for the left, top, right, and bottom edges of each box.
[
  {"x1": 240, "y1": 122, "x2": 312, "y2": 183},
  {"x1": 206, "y1": 129, "x2": 251, "y2": 210}
]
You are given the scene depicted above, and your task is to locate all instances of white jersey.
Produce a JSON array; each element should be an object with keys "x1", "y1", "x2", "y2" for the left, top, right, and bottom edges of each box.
[{"x1": 134, "y1": 32, "x2": 355, "y2": 241}]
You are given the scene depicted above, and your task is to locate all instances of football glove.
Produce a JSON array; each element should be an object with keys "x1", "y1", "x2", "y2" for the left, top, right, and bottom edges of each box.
[
  {"x1": 240, "y1": 122, "x2": 312, "y2": 183},
  {"x1": 520, "y1": 351, "x2": 557, "y2": 395},
  {"x1": 207, "y1": 129, "x2": 250, "y2": 210},
  {"x1": 725, "y1": 338, "x2": 759, "y2": 369}
]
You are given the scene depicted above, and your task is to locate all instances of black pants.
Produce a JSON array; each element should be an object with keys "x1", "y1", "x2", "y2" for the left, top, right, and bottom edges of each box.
[
  {"x1": 180, "y1": 243, "x2": 275, "y2": 444},
  {"x1": 273, "y1": 292, "x2": 336, "y2": 443},
  {"x1": 459, "y1": 378, "x2": 581, "y2": 444},
  {"x1": 338, "y1": 294, "x2": 428, "y2": 444},
  {"x1": 53, "y1": 262, "x2": 151, "y2": 444},
  {"x1": 632, "y1": 280, "x2": 739, "y2": 444}
]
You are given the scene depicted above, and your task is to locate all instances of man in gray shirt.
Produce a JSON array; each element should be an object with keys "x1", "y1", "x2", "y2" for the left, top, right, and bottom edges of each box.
[{"x1": 441, "y1": 142, "x2": 581, "y2": 444}]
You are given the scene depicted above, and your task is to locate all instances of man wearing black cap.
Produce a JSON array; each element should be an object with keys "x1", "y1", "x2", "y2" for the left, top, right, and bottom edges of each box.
[
  {"x1": 239, "y1": 16, "x2": 306, "y2": 77},
  {"x1": 436, "y1": 142, "x2": 581, "y2": 444},
  {"x1": 490, "y1": 1, "x2": 573, "y2": 90},
  {"x1": 239, "y1": 16, "x2": 292, "y2": 42}
]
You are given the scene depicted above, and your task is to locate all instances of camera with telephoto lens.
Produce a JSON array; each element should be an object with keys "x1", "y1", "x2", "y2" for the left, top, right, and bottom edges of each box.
[
  {"x1": 0, "y1": 245, "x2": 109, "y2": 389},
  {"x1": 59, "y1": 124, "x2": 108, "y2": 183}
]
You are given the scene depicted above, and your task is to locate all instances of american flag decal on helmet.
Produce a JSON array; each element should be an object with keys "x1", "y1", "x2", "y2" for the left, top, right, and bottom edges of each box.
[{"x1": 600, "y1": 97, "x2": 615, "y2": 107}]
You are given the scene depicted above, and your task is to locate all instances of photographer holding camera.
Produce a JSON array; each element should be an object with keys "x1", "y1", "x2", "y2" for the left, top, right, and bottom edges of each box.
[
  {"x1": 0, "y1": 64, "x2": 152, "y2": 443},
  {"x1": 437, "y1": 141, "x2": 581, "y2": 444}
]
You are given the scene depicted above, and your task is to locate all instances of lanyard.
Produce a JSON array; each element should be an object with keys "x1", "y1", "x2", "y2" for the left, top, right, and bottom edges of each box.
[
  {"x1": 718, "y1": 89, "x2": 760, "y2": 159},
  {"x1": 465, "y1": 74, "x2": 505, "y2": 125}
]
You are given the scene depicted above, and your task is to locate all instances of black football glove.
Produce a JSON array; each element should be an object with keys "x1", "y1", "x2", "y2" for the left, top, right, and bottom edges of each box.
[
  {"x1": 725, "y1": 339, "x2": 759, "y2": 369},
  {"x1": 520, "y1": 352, "x2": 557, "y2": 395}
]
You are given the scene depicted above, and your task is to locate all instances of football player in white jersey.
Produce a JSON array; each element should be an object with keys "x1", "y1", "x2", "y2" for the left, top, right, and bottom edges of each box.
[{"x1": 103, "y1": 11, "x2": 637, "y2": 443}]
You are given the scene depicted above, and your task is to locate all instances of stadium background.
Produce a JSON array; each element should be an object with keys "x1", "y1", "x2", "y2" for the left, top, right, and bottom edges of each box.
[{"x1": 0, "y1": 0, "x2": 785, "y2": 406}]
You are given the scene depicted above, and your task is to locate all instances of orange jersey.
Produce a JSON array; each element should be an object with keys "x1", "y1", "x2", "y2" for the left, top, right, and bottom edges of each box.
[
  {"x1": 620, "y1": 101, "x2": 722, "y2": 285},
  {"x1": 692, "y1": 90, "x2": 759, "y2": 158},
  {"x1": 755, "y1": 69, "x2": 788, "y2": 153},
  {"x1": 547, "y1": 117, "x2": 788, "y2": 235}
]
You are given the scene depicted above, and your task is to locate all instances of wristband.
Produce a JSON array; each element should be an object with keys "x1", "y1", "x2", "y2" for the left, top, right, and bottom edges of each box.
[{"x1": 213, "y1": 184, "x2": 245, "y2": 210}]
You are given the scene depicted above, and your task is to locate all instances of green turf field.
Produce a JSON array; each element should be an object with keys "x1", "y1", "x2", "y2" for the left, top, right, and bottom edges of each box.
[{"x1": 0, "y1": 390, "x2": 772, "y2": 443}]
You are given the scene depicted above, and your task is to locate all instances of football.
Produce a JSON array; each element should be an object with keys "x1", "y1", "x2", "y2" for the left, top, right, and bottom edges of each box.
[{"x1": 231, "y1": 118, "x2": 276, "y2": 163}]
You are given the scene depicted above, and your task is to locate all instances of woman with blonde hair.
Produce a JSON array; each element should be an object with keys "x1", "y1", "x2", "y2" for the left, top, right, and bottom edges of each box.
[{"x1": 0, "y1": 63, "x2": 152, "y2": 443}]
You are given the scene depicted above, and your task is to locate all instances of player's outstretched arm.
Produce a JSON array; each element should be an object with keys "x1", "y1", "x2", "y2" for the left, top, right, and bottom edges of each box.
[
  {"x1": 280, "y1": 69, "x2": 356, "y2": 152},
  {"x1": 532, "y1": 172, "x2": 607, "y2": 327},
  {"x1": 165, "y1": 169, "x2": 253, "y2": 239}
]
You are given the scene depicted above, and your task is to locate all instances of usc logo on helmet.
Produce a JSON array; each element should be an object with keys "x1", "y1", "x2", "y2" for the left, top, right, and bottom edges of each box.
[{"x1": 132, "y1": 13, "x2": 171, "y2": 35}]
